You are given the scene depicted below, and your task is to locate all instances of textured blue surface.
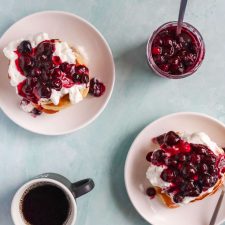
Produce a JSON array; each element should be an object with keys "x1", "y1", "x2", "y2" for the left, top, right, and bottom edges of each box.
[{"x1": 1, "y1": 0, "x2": 225, "y2": 224}]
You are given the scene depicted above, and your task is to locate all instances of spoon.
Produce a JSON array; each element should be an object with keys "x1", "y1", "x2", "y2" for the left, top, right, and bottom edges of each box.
[
  {"x1": 177, "y1": 0, "x2": 188, "y2": 35},
  {"x1": 209, "y1": 186, "x2": 225, "y2": 225}
]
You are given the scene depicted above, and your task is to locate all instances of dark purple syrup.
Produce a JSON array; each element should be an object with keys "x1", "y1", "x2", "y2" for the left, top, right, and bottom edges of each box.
[{"x1": 21, "y1": 184, "x2": 70, "y2": 225}]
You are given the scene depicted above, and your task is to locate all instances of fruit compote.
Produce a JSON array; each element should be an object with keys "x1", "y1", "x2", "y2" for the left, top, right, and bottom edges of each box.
[
  {"x1": 146, "y1": 131, "x2": 225, "y2": 204},
  {"x1": 147, "y1": 22, "x2": 205, "y2": 79},
  {"x1": 11, "y1": 39, "x2": 105, "y2": 116}
]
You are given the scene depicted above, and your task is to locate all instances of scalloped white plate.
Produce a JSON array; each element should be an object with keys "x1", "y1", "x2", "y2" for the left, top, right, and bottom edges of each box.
[
  {"x1": 0, "y1": 11, "x2": 115, "y2": 135},
  {"x1": 125, "y1": 112, "x2": 225, "y2": 225}
]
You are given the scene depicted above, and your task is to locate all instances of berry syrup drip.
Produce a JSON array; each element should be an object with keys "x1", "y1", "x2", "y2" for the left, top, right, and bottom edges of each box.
[
  {"x1": 146, "y1": 131, "x2": 225, "y2": 204},
  {"x1": 151, "y1": 26, "x2": 201, "y2": 75}
]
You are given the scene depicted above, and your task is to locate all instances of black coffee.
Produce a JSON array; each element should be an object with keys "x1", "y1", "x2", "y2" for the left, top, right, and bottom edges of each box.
[{"x1": 21, "y1": 183, "x2": 70, "y2": 225}]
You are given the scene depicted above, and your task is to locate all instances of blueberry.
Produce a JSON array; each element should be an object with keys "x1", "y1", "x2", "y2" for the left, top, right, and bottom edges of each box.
[
  {"x1": 17, "y1": 40, "x2": 32, "y2": 54},
  {"x1": 51, "y1": 78, "x2": 62, "y2": 91},
  {"x1": 160, "y1": 168, "x2": 175, "y2": 182},
  {"x1": 164, "y1": 131, "x2": 180, "y2": 146},
  {"x1": 73, "y1": 74, "x2": 81, "y2": 83}
]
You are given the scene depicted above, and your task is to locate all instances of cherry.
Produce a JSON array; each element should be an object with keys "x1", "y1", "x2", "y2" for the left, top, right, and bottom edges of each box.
[
  {"x1": 60, "y1": 62, "x2": 71, "y2": 73},
  {"x1": 146, "y1": 187, "x2": 156, "y2": 198},
  {"x1": 89, "y1": 78, "x2": 105, "y2": 97},
  {"x1": 154, "y1": 134, "x2": 166, "y2": 145},
  {"x1": 165, "y1": 157, "x2": 177, "y2": 167},
  {"x1": 180, "y1": 181, "x2": 195, "y2": 193},
  {"x1": 160, "y1": 168, "x2": 175, "y2": 182},
  {"x1": 52, "y1": 68, "x2": 62, "y2": 78},
  {"x1": 151, "y1": 149, "x2": 166, "y2": 164},
  {"x1": 52, "y1": 56, "x2": 62, "y2": 65},
  {"x1": 38, "y1": 85, "x2": 52, "y2": 98},
  {"x1": 189, "y1": 153, "x2": 201, "y2": 164},
  {"x1": 208, "y1": 165, "x2": 218, "y2": 175},
  {"x1": 17, "y1": 40, "x2": 32, "y2": 54},
  {"x1": 164, "y1": 131, "x2": 180, "y2": 146},
  {"x1": 146, "y1": 152, "x2": 153, "y2": 162},
  {"x1": 173, "y1": 194, "x2": 184, "y2": 203},
  {"x1": 39, "y1": 71, "x2": 49, "y2": 82},
  {"x1": 19, "y1": 56, "x2": 34, "y2": 72},
  {"x1": 30, "y1": 68, "x2": 42, "y2": 77},
  {"x1": 51, "y1": 78, "x2": 62, "y2": 91},
  {"x1": 181, "y1": 165, "x2": 196, "y2": 179},
  {"x1": 192, "y1": 144, "x2": 208, "y2": 155},
  {"x1": 153, "y1": 55, "x2": 166, "y2": 65},
  {"x1": 152, "y1": 46, "x2": 162, "y2": 55},
  {"x1": 188, "y1": 185, "x2": 201, "y2": 197},
  {"x1": 73, "y1": 74, "x2": 81, "y2": 83},
  {"x1": 76, "y1": 65, "x2": 89, "y2": 75},
  {"x1": 159, "y1": 64, "x2": 169, "y2": 72},
  {"x1": 36, "y1": 42, "x2": 54, "y2": 56},
  {"x1": 199, "y1": 163, "x2": 208, "y2": 174}
]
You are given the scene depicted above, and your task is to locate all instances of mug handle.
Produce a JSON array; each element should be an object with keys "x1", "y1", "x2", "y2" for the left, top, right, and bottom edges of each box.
[{"x1": 71, "y1": 178, "x2": 95, "y2": 198}]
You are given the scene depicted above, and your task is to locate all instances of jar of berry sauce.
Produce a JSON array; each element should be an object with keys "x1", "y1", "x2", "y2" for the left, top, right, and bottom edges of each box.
[{"x1": 146, "y1": 21, "x2": 205, "y2": 79}]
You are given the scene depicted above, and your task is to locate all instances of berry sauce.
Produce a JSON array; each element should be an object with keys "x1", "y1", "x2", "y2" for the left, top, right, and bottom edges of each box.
[
  {"x1": 146, "y1": 131, "x2": 225, "y2": 204},
  {"x1": 151, "y1": 26, "x2": 202, "y2": 75},
  {"x1": 14, "y1": 39, "x2": 105, "y2": 115}
]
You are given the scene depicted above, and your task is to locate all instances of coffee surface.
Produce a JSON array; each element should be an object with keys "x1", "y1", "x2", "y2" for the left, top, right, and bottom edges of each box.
[{"x1": 21, "y1": 184, "x2": 70, "y2": 225}]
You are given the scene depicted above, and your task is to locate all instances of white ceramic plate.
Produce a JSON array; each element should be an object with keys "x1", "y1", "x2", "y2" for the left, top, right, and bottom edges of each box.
[
  {"x1": 125, "y1": 112, "x2": 225, "y2": 225},
  {"x1": 0, "y1": 11, "x2": 115, "y2": 135}
]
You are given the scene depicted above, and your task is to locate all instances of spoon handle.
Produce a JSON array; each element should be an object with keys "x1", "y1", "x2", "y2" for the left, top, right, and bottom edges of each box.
[
  {"x1": 177, "y1": 0, "x2": 188, "y2": 35},
  {"x1": 209, "y1": 189, "x2": 225, "y2": 225}
]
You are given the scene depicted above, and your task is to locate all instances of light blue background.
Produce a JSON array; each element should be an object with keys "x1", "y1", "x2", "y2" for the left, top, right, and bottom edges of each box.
[{"x1": 0, "y1": 0, "x2": 225, "y2": 224}]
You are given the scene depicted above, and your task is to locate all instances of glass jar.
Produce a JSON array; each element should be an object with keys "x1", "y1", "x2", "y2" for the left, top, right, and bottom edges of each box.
[{"x1": 146, "y1": 21, "x2": 205, "y2": 79}]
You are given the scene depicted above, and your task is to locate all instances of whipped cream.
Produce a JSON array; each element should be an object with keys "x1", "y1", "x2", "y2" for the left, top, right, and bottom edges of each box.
[
  {"x1": 3, "y1": 33, "x2": 86, "y2": 110},
  {"x1": 49, "y1": 85, "x2": 86, "y2": 105},
  {"x1": 20, "y1": 100, "x2": 35, "y2": 113},
  {"x1": 146, "y1": 132, "x2": 223, "y2": 205}
]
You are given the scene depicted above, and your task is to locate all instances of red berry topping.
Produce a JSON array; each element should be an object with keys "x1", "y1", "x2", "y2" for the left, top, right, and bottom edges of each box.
[
  {"x1": 15, "y1": 39, "x2": 105, "y2": 115},
  {"x1": 146, "y1": 187, "x2": 156, "y2": 199},
  {"x1": 89, "y1": 78, "x2": 105, "y2": 97},
  {"x1": 148, "y1": 131, "x2": 223, "y2": 203}
]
